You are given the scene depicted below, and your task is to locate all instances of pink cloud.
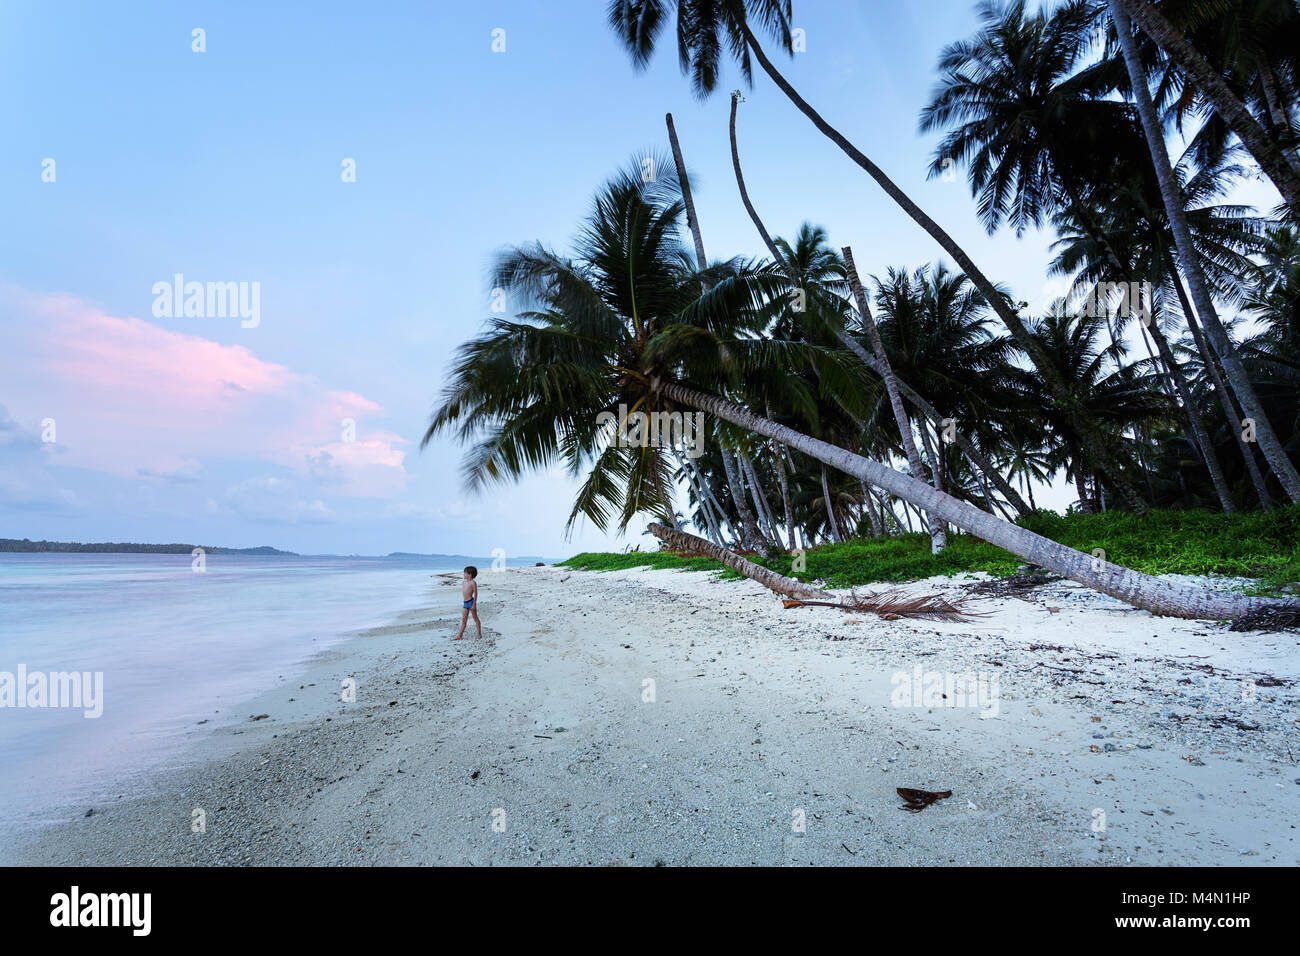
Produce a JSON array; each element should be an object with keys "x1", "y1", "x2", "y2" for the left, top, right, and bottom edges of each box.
[{"x1": 0, "y1": 287, "x2": 408, "y2": 497}]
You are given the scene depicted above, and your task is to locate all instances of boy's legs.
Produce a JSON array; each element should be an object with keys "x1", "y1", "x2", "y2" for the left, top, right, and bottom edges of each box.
[
  {"x1": 453, "y1": 607, "x2": 468, "y2": 640},
  {"x1": 471, "y1": 606, "x2": 482, "y2": 638}
]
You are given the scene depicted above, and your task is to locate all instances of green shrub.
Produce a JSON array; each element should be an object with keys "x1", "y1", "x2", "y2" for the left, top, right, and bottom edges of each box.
[{"x1": 558, "y1": 506, "x2": 1300, "y2": 595}]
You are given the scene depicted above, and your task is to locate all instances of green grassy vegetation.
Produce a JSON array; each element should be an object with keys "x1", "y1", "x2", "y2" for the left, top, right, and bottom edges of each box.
[{"x1": 560, "y1": 506, "x2": 1300, "y2": 595}]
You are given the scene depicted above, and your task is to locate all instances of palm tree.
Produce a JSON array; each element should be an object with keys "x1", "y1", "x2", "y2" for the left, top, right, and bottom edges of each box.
[
  {"x1": 427, "y1": 156, "x2": 1287, "y2": 619},
  {"x1": 1163, "y1": 0, "x2": 1300, "y2": 174},
  {"x1": 1009, "y1": 310, "x2": 1167, "y2": 512},
  {"x1": 728, "y1": 91, "x2": 1029, "y2": 525},
  {"x1": 1111, "y1": 0, "x2": 1300, "y2": 503},
  {"x1": 607, "y1": 0, "x2": 1152, "y2": 512},
  {"x1": 920, "y1": 0, "x2": 1241, "y2": 512},
  {"x1": 726, "y1": 91, "x2": 945, "y2": 550},
  {"x1": 1108, "y1": 0, "x2": 1300, "y2": 211},
  {"x1": 1049, "y1": 154, "x2": 1276, "y2": 508},
  {"x1": 664, "y1": 113, "x2": 771, "y2": 550},
  {"x1": 871, "y1": 262, "x2": 1017, "y2": 451},
  {"x1": 424, "y1": 159, "x2": 792, "y2": 534},
  {"x1": 920, "y1": 0, "x2": 1120, "y2": 237},
  {"x1": 1000, "y1": 430, "x2": 1053, "y2": 511},
  {"x1": 870, "y1": 261, "x2": 1020, "y2": 528}
]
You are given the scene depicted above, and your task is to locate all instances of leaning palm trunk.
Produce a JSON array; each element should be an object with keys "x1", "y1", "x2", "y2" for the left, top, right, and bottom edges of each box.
[
  {"x1": 1070, "y1": 209, "x2": 1236, "y2": 512},
  {"x1": 666, "y1": 113, "x2": 709, "y2": 268},
  {"x1": 720, "y1": 442, "x2": 768, "y2": 552},
  {"x1": 1112, "y1": 2, "x2": 1300, "y2": 505},
  {"x1": 776, "y1": 444, "x2": 797, "y2": 549},
  {"x1": 742, "y1": 452, "x2": 783, "y2": 548},
  {"x1": 1108, "y1": 0, "x2": 1300, "y2": 213},
  {"x1": 728, "y1": 93, "x2": 1030, "y2": 518},
  {"x1": 647, "y1": 522, "x2": 829, "y2": 601},
  {"x1": 655, "y1": 377, "x2": 1293, "y2": 620},
  {"x1": 860, "y1": 480, "x2": 884, "y2": 537},
  {"x1": 666, "y1": 112, "x2": 767, "y2": 537},
  {"x1": 836, "y1": 327, "x2": 1032, "y2": 515},
  {"x1": 820, "y1": 465, "x2": 842, "y2": 543},
  {"x1": 1170, "y1": 266, "x2": 1274, "y2": 510},
  {"x1": 738, "y1": 22, "x2": 1150, "y2": 515},
  {"x1": 647, "y1": 523, "x2": 970, "y2": 620},
  {"x1": 843, "y1": 245, "x2": 945, "y2": 552},
  {"x1": 676, "y1": 449, "x2": 725, "y2": 545}
]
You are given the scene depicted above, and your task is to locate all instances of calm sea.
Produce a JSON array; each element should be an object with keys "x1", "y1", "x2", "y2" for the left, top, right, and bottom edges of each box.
[{"x1": 0, "y1": 552, "x2": 528, "y2": 839}]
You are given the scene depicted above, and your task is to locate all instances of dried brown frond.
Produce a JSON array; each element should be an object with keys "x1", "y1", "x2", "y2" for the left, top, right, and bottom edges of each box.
[{"x1": 782, "y1": 588, "x2": 977, "y2": 621}]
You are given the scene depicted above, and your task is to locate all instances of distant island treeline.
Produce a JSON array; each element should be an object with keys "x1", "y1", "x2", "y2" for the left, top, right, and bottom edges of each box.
[
  {"x1": 1, "y1": 539, "x2": 553, "y2": 562},
  {"x1": 0, "y1": 538, "x2": 297, "y2": 555},
  {"x1": 385, "y1": 552, "x2": 551, "y2": 563}
]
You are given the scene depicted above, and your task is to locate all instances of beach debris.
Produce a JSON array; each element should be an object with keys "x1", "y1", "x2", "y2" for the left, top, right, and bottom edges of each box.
[
  {"x1": 897, "y1": 787, "x2": 952, "y2": 812},
  {"x1": 967, "y1": 571, "x2": 1062, "y2": 599},
  {"x1": 1228, "y1": 604, "x2": 1300, "y2": 632},
  {"x1": 249, "y1": 714, "x2": 269, "y2": 721},
  {"x1": 84, "y1": 808, "x2": 94, "y2": 817}
]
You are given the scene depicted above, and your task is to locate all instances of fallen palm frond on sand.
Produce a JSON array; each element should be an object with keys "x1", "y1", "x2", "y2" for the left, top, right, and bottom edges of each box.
[
  {"x1": 648, "y1": 522, "x2": 974, "y2": 621},
  {"x1": 782, "y1": 588, "x2": 975, "y2": 622}
]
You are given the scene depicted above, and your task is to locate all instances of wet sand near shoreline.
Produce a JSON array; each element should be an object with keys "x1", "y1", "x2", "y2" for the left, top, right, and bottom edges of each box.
[{"x1": 12, "y1": 566, "x2": 1299, "y2": 866}]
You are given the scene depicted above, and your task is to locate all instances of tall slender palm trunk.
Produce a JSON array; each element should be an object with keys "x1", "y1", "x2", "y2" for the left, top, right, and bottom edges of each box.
[
  {"x1": 842, "y1": 246, "x2": 945, "y2": 552},
  {"x1": 775, "y1": 444, "x2": 797, "y2": 548},
  {"x1": 665, "y1": 113, "x2": 709, "y2": 269},
  {"x1": 820, "y1": 465, "x2": 842, "y2": 543},
  {"x1": 860, "y1": 480, "x2": 884, "y2": 537},
  {"x1": 1111, "y1": 2, "x2": 1300, "y2": 504},
  {"x1": 728, "y1": 92, "x2": 1021, "y2": 529},
  {"x1": 677, "y1": 450, "x2": 725, "y2": 545},
  {"x1": 726, "y1": 442, "x2": 768, "y2": 551},
  {"x1": 655, "y1": 377, "x2": 1290, "y2": 620},
  {"x1": 742, "y1": 452, "x2": 783, "y2": 548},
  {"x1": 739, "y1": 22, "x2": 1151, "y2": 514},
  {"x1": 1070, "y1": 207, "x2": 1236, "y2": 511},
  {"x1": 1170, "y1": 266, "x2": 1274, "y2": 509},
  {"x1": 666, "y1": 111, "x2": 775, "y2": 542}
]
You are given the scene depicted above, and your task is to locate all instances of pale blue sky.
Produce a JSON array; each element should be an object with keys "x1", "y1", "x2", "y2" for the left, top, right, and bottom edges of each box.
[{"x1": 0, "y1": 0, "x2": 1213, "y2": 555}]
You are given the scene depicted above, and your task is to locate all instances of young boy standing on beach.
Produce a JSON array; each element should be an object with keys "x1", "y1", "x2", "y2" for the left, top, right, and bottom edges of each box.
[{"x1": 453, "y1": 565, "x2": 481, "y2": 641}]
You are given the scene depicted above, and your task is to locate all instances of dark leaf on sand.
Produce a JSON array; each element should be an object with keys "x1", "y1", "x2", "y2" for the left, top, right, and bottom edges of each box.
[{"x1": 897, "y1": 787, "x2": 952, "y2": 812}]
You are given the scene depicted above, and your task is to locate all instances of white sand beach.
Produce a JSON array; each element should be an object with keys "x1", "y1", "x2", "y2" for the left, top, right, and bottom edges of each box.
[{"x1": 11, "y1": 565, "x2": 1299, "y2": 866}]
